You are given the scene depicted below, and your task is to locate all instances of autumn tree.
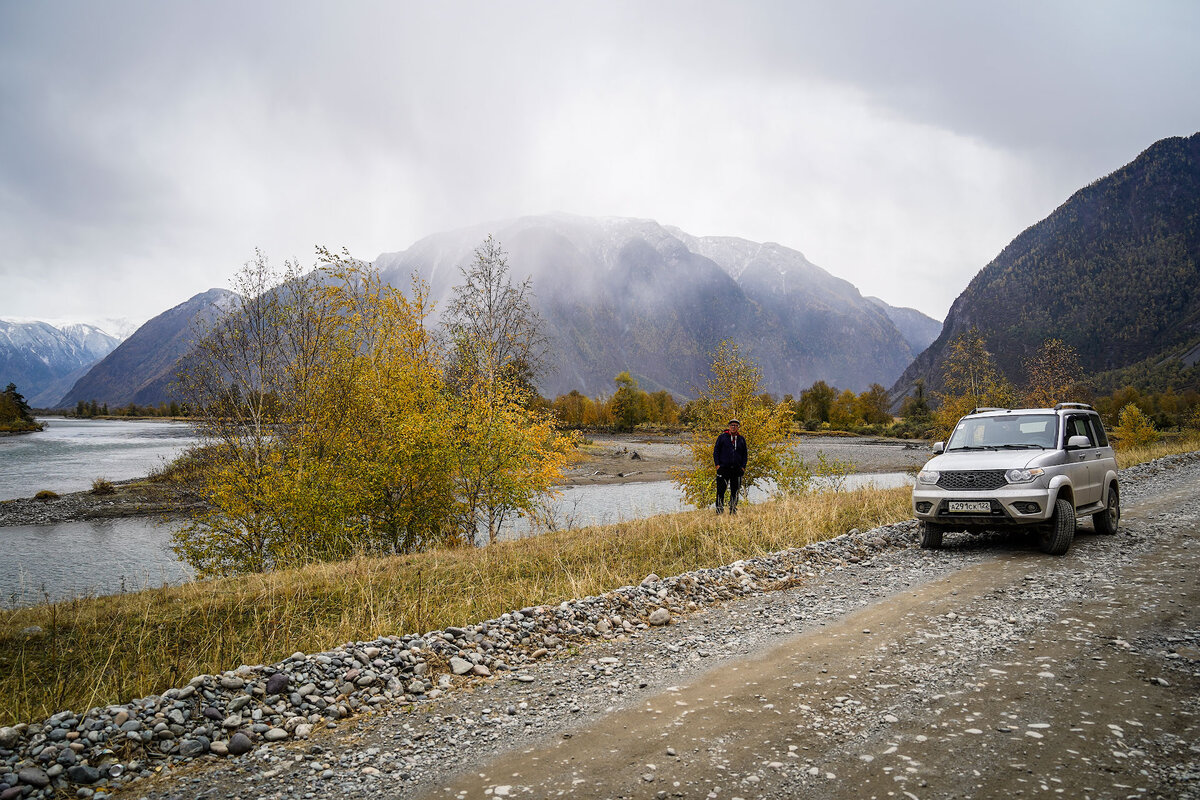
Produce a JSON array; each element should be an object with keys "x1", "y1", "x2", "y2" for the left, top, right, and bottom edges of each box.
[
  {"x1": 173, "y1": 247, "x2": 570, "y2": 575},
  {"x1": 933, "y1": 328, "x2": 1018, "y2": 439},
  {"x1": 1112, "y1": 403, "x2": 1159, "y2": 448},
  {"x1": 1024, "y1": 338, "x2": 1083, "y2": 407},
  {"x1": 673, "y1": 341, "x2": 811, "y2": 508}
]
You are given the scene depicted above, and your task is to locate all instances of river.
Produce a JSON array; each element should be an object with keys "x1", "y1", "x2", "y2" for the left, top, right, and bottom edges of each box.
[
  {"x1": 0, "y1": 417, "x2": 201, "y2": 501},
  {"x1": 0, "y1": 420, "x2": 913, "y2": 606}
]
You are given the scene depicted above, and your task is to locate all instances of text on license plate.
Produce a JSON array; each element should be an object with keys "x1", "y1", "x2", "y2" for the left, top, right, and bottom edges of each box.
[{"x1": 948, "y1": 501, "x2": 991, "y2": 513}]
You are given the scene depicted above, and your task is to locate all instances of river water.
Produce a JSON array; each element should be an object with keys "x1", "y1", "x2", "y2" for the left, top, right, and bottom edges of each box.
[
  {"x1": 0, "y1": 420, "x2": 912, "y2": 606},
  {"x1": 0, "y1": 417, "x2": 201, "y2": 501}
]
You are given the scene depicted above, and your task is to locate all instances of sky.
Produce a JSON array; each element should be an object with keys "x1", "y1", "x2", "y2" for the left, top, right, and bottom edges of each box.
[{"x1": 2, "y1": 1, "x2": 1198, "y2": 332}]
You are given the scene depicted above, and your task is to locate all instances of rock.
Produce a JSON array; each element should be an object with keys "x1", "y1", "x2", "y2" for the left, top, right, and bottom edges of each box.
[
  {"x1": 472, "y1": 664, "x2": 492, "y2": 677},
  {"x1": 265, "y1": 673, "x2": 290, "y2": 695},
  {"x1": 263, "y1": 728, "x2": 288, "y2": 742},
  {"x1": 648, "y1": 608, "x2": 671, "y2": 626},
  {"x1": 178, "y1": 737, "x2": 209, "y2": 758},
  {"x1": 0, "y1": 727, "x2": 19, "y2": 749},
  {"x1": 66, "y1": 764, "x2": 101, "y2": 784},
  {"x1": 219, "y1": 676, "x2": 245, "y2": 690},
  {"x1": 17, "y1": 766, "x2": 49, "y2": 788},
  {"x1": 641, "y1": 573, "x2": 661, "y2": 586},
  {"x1": 209, "y1": 741, "x2": 229, "y2": 756},
  {"x1": 227, "y1": 732, "x2": 254, "y2": 756},
  {"x1": 294, "y1": 724, "x2": 313, "y2": 739},
  {"x1": 0, "y1": 788, "x2": 21, "y2": 800},
  {"x1": 450, "y1": 657, "x2": 473, "y2": 675}
]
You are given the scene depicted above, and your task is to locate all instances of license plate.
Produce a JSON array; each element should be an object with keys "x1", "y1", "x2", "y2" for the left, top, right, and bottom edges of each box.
[{"x1": 948, "y1": 501, "x2": 991, "y2": 513}]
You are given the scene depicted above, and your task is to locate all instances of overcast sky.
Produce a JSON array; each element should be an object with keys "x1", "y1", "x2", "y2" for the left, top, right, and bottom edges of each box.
[{"x1": 2, "y1": 1, "x2": 1198, "y2": 330}]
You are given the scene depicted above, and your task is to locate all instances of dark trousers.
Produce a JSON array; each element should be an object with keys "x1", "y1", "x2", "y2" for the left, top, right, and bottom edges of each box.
[{"x1": 716, "y1": 473, "x2": 741, "y2": 511}]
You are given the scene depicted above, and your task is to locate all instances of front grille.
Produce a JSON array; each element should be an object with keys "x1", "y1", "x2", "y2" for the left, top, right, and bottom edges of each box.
[{"x1": 936, "y1": 470, "x2": 1007, "y2": 491}]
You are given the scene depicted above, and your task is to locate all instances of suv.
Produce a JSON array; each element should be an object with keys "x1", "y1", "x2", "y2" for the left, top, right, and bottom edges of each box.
[{"x1": 912, "y1": 403, "x2": 1119, "y2": 555}]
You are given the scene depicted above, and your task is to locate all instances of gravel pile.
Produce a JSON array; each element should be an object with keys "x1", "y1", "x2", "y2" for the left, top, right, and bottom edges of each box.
[{"x1": 0, "y1": 514, "x2": 916, "y2": 799}]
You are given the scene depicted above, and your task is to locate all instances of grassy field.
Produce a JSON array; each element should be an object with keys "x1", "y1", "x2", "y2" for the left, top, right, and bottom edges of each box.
[{"x1": 2, "y1": 433, "x2": 1197, "y2": 728}]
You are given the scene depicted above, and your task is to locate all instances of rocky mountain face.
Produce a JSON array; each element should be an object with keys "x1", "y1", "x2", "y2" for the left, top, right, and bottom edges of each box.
[
  {"x1": 865, "y1": 297, "x2": 942, "y2": 356},
  {"x1": 59, "y1": 288, "x2": 237, "y2": 409},
  {"x1": 375, "y1": 215, "x2": 917, "y2": 397},
  {"x1": 0, "y1": 320, "x2": 120, "y2": 407},
  {"x1": 892, "y1": 132, "x2": 1200, "y2": 400}
]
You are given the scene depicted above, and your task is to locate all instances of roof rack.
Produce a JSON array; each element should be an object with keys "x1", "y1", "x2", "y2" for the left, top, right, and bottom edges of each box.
[
  {"x1": 968, "y1": 407, "x2": 1007, "y2": 415},
  {"x1": 1054, "y1": 402, "x2": 1094, "y2": 411}
]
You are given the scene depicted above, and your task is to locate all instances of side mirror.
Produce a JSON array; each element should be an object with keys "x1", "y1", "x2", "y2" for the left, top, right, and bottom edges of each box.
[
  {"x1": 932, "y1": 441, "x2": 945, "y2": 455},
  {"x1": 1066, "y1": 435, "x2": 1091, "y2": 450}
]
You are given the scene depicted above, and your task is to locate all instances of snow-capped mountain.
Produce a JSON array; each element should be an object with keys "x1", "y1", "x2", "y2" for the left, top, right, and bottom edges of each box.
[{"x1": 0, "y1": 320, "x2": 121, "y2": 407}]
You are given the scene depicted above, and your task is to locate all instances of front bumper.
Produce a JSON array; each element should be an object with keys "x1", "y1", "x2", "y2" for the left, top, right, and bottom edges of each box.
[{"x1": 912, "y1": 483, "x2": 1055, "y2": 526}]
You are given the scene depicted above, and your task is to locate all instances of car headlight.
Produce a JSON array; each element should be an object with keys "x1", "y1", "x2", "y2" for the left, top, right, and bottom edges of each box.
[
  {"x1": 1005, "y1": 468, "x2": 1045, "y2": 484},
  {"x1": 917, "y1": 470, "x2": 940, "y2": 484}
]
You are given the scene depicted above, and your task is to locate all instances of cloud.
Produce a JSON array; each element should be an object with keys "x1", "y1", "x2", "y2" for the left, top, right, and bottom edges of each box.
[{"x1": 1, "y1": 0, "x2": 1197, "y2": 326}]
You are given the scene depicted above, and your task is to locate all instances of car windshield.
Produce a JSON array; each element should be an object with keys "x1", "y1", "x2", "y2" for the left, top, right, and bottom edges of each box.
[{"x1": 946, "y1": 414, "x2": 1057, "y2": 450}]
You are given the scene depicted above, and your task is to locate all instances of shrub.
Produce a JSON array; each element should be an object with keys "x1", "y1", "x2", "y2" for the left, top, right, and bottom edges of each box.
[
  {"x1": 33, "y1": 490, "x2": 58, "y2": 501},
  {"x1": 91, "y1": 478, "x2": 115, "y2": 495},
  {"x1": 1113, "y1": 403, "x2": 1160, "y2": 448}
]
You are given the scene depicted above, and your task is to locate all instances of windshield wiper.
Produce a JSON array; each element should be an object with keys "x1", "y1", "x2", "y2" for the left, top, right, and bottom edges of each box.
[
  {"x1": 997, "y1": 444, "x2": 1043, "y2": 450},
  {"x1": 947, "y1": 445, "x2": 996, "y2": 451}
]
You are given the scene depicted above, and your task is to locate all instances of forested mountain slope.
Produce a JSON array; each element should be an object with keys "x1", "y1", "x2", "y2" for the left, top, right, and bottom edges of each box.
[{"x1": 893, "y1": 132, "x2": 1200, "y2": 399}]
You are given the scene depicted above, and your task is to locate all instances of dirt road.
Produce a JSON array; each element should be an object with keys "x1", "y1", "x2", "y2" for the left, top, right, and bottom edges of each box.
[{"x1": 136, "y1": 455, "x2": 1200, "y2": 800}]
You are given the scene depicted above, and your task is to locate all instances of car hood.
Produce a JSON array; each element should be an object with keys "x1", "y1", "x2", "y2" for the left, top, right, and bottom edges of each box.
[{"x1": 923, "y1": 450, "x2": 1050, "y2": 472}]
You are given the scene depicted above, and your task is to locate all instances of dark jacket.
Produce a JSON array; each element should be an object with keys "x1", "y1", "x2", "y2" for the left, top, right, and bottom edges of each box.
[{"x1": 713, "y1": 430, "x2": 748, "y2": 477}]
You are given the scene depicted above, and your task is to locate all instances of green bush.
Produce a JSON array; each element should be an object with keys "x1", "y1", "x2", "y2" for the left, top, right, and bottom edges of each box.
[
  {"x1": 91, "y1": 478, "x2": 115, "y2": 495},
  {"x1": 33, "y1": 490, "x2": 58, "y2": 501}
]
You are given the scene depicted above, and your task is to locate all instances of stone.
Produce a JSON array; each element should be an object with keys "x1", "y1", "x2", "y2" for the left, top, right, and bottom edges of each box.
[
  {"x1": 219, "y1": 676, "x2": 245, "y2": 690},
  {"x1": 265, "y1": 673, "x2": 289, "y2": 695},
  {"x1": 209, "y1": 741, "x2": 229, "y2": 756},
  {"x1": 227, "y1": 732, "x2": 254, "y2": 756},
  {"x1": 263, "y1": 728, "x2": 288, "y2": 742},
  {"x1": 471, "y1": 664, "x2": 492, "y2": 677},
  {"x1": 178, "y1": 738, "x2": 209, "y2": 758},
  {"x1": 0, "y1": 727, "x2": 20, "y2": 749},
  {"x1": 648, "y1": 608, "x2": 671, "y2": 626},
  {"x1": 17, "y1": 767, "x2": 49, "y2": 788},
  {"x1": 66, "y1": 764, "x2": 102, "y2": 784},
  {"x1": 450, "y1": 657, "x2": 473, "y2": 675}
]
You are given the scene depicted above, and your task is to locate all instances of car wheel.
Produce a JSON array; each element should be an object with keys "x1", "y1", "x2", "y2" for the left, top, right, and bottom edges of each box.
[
  {"x1": 1039, "y1": 497, "x2": 1075, "y2": 555},
  {"x1": 919, "y1": 521, "x2": 943, "y2": 549},
  {"x1": 1092, "y1": 484, "x2": 1120, "y2": 535}
]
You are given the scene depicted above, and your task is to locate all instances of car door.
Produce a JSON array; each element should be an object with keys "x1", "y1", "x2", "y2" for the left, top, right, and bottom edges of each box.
[{"x1": 1062, "y1": 415, "x2": 1101, "y2": 506}]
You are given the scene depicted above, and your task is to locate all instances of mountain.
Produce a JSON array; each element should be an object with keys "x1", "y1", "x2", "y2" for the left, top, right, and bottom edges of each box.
[
  {"x1": 59, "y1": 288, "x2": 237, "y2": 408},
  {"x1": 375, "y1": 214, "x2": 916, "y2": 397},
  {"x1": 892, "y1": 132, "x2": 1200, "y2": 400},
  {"x1": 865, "y1": 297, "x2": 942, "y2": 355},
  {"x1": 0, "y1": 320, "x2": 120, "y2": 407}
]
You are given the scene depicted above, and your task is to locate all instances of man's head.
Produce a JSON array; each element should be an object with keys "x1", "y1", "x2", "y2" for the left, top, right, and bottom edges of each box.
[{"x1": 728, "y1": 419, "x2": 740, "y2": 434}]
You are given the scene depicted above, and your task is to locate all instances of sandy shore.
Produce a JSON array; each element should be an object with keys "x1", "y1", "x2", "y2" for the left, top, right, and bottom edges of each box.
[{"x1": 563, "y1": 432, "x2": 933, "y2": 486}]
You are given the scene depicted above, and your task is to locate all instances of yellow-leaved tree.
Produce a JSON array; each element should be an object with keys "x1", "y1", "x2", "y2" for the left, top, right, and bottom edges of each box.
[
  {"x1": 1112, "y1": 403, "x2": 1160, "y2": 448},
  {"x1": 1023, "y1": 338, "x2": 1083, "y2": 408},
  {"x1": 174, "y1": 242, "x2": 570, "y2": 576},
  {"x1": 933, "y1": 328, "x2": 1018, "y2": 440},
  {"x1": 672, "y1": 341, "x2": 811, "y2": 508}
]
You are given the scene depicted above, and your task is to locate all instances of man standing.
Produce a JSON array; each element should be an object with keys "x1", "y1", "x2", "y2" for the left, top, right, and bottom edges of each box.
[{"x1": 713, "y1": 418, "x2": 748, "y2": 514}]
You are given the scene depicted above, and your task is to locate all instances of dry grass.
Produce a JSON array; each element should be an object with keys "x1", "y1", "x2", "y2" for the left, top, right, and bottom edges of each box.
[
  {"x1": 1115, "y1": 430, "x2": 1200, "y2": 469},
  {"x1": 0, "y1": 486, "x2": 909, "y2": 727}
]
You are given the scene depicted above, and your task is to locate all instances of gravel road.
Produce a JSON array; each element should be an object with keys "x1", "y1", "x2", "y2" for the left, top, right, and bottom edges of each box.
[{"x1": 130, "y1": 453, "x2": 1200, "y2": 800}]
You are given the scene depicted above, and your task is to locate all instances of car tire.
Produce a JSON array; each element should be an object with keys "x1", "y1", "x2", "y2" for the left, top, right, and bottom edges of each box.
[
  {"x1": 1092, "y1": 484, "x2": 1120, "y2": 535},
  {"x1": 1040, "y1": 497, "x2": 1075, "y2": 555},
  {"x1": 919, "y1": 521, "x2": 943, "y2": 549}
]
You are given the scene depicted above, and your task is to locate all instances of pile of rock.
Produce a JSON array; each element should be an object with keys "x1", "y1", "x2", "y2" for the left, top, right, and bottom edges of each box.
[{"x1": 0, "y1": 521, "x2": 917, "y2": 798}]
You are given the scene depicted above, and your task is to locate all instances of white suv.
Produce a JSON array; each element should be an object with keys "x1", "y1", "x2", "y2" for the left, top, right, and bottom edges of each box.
[{"x1": 911, "y1": 403, "x2": 1120, "y2": 555}]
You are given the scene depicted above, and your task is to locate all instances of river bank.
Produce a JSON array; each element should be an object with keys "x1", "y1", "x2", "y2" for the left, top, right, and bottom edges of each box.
[{"x1": 0, "y1": 434, "x2": 931, "y2": 527}]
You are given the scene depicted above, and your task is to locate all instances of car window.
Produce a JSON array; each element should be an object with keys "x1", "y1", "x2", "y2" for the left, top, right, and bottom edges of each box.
[
  {"x1": 1064, "y1": 416, "x2": 1096, "y2": 447},
  {"x1": 1087, "y1": 415, "x2": 1109, "y2": 447}
]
